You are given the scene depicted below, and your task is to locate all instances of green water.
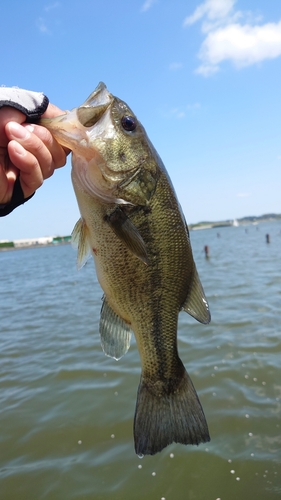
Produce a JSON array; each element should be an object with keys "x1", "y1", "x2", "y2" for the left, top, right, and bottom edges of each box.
[{"x1": 0, "y1": 221, "x2": 280, "y2": 499}]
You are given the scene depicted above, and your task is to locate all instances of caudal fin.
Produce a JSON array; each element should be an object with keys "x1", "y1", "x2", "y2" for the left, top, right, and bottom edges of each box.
[{"x1": 133, "y1": 370, "x2": 210, "y2": 456}]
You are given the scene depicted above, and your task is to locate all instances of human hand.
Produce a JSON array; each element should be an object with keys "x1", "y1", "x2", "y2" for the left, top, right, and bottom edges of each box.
[{"x1": 0, "y1": 104, "x2": 69, "y2": 205}]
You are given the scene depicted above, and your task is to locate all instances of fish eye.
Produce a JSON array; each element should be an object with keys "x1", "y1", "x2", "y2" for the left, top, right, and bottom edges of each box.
[{"x1": 121, "y1": 115, "x2": 137, "y2": 132}]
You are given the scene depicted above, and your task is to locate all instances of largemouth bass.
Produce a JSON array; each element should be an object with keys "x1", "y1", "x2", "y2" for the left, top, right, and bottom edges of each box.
[{"x1": 40, "y1": 82, "x2": 211, "y2": 456}]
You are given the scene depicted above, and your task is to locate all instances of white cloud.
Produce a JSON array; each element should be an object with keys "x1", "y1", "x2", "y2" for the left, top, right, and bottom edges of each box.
[
  {"x1": 36, "y1": 3, "x2": 61, "y2": 35},
  {"x1": 169, "y1": 62, "x2": 183, "y2": 71},
  {"x1": 184, "y1": 0, "x2": 281, "y2": 76},
  {"x1": 169, "y1": 102, "x2": 201, "y2": 119},
  {"x1": 141, "y1": 0, "x2": 157, "y2": 13},
  {"x1": 187, "y1": 102, "x2": 201, "y2": 110},
  {"x1": 171, "y1": 108, "x2": 186, "y2": 119},
  {"x1": 44, "y1": 2, "x2": 60, "y2": 12},
  {"x1": 237, "y1": 192, "x2": 251, "y2": 198},
  {"x1": 197, "y1": 21, "x2": 281, "y2": 75},
  {"x1": 36, "y1": 17, "x2": 51, "y2": 34},
  {"x1": 184, "y1": 0, "x2": 236, "y2": 27}
]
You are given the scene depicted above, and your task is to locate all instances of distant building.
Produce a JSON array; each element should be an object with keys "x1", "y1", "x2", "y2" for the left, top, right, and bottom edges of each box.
[
  {"x1": 13, "y1": 236, "x2": 54, "y2": 248},
  {"x1": 0, "y1": 235, "x2": 72, "y2": 251}
]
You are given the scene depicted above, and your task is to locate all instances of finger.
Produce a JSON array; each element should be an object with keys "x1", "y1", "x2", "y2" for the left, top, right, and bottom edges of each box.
[
  {"x1": 0, "y1": 146, "x2": 18, "y2": 203},
  {"x1": 0, "y1": 161, "x2": 18, "y2": 203},
  {"x1": 25, "y1": 123, "x2": 68, "y2": 171},
  {"x1": 0, "y1": 107, "x2": 25, "y2": 147},
  {"x1": 6, "y1": 122, "x2": 53, "y2": 179},
  {"x1": 6, "y1": 121, "x2": 67, "y2": 177},
  {"x1": 42, "y1": 103, "x2": 65, "y2": 118},
  {"x1": 7, "y1": 140, "x2": 43, "y2": 198},
  {"x1": 0, "y1": 162, "x2": 10, "y2": 202}
]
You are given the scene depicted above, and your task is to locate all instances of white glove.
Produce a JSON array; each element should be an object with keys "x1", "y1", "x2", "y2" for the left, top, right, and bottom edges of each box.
[{"x1": 0, "y1": 87, "x2": 49, "y2": 120}]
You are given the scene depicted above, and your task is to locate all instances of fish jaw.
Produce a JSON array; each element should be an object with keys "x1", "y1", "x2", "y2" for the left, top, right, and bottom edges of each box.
[
  {"x1": 76, "y1": 89, "x2": 160, "y2": 207},
  {"x1": 40, "y1": 110, "x2": 87, "y2": 152},
  {"x1": 78, "y1": 82, "x2": 112, "y2": 112},
  {"x1": 41, "y1": 83, "x2": 130, "y2": 204},
  {"x1": 39, "y1": 82, "x2": 114, "y2": 156},
  {"x1": 41, "y1": 81, "x2": 159, "y2": 207}
]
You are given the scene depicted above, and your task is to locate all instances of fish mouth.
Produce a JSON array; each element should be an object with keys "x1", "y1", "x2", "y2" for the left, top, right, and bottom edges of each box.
[
  {"x1": 39, "y1": 82, "x2": 113, "y2": 151},
  {"x1": 40, "y1": 83, "x2": 132, "y2": 205},
  {"x1": 76, "y1": 82, "x2": 113, "y2": 128}
]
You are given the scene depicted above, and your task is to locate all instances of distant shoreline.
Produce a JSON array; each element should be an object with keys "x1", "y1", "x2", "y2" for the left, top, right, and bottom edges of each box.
[
  {"x1": 189, "y1": 213, "x2": 281, "y2": 231},
  {"x1": 0, "y1": 241, "x2": 71, "y2": 252},
  {"x1": 0, "y1": 235, "x2": 71, "y2": 252},
  {"x1": 1, "y1": 213, "x2": 280, "y2": 251}
]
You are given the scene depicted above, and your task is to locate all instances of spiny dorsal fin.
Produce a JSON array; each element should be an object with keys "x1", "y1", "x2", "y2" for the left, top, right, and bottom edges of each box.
[
  {"x1": 106, "y1": 207, "x2": 149, "y2": 265},
  {"x1": 182, "y1": 266, "x2": 211, "y2": 324},
  {"x1": 71, "y1": 218, "x2": 92, "y2": 270},
  {"x1": 100, "y1": 297, "x2": 132, "y2": 360}
]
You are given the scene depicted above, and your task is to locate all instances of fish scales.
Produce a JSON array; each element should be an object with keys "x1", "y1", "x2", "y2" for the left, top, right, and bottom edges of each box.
[{"x1": 40, "y1": 82, "x2": 211, "y2": 456}]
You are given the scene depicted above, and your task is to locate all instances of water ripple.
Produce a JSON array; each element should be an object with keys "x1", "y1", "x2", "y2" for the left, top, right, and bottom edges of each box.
[{"x1": 1, "y1": 221, "x2": 281, "y2": 499}]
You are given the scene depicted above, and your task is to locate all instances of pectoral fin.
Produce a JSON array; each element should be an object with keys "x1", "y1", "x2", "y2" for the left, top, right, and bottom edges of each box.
[
  {"x1": 100, "y1": 297, "x2": 132, "y2": 360},
  {"x1": 106, "y1": 207, "x2": 149, "y2": 265},
  {"x1": 182, "y1": 267, "x2": 211, "y2": 324},
  {"x1": 71, "y1": 218, "x2": 92, "y2": 270}
]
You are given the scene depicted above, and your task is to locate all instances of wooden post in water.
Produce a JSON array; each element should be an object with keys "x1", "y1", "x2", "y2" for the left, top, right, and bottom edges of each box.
[{"x1": 204, "y1": 245, "x2": 210, "y2": 258}]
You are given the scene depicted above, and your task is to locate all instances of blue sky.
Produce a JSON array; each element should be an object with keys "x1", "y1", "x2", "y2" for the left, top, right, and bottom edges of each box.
[{"x1": 1, "y1": 0, "x2": 281, "y2": 239}]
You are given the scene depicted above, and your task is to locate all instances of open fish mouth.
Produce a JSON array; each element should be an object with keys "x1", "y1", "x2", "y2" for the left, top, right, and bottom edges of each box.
[
  {"x1": 40, "y1": 83, "x2": 130, "y2": 204},
  {"x1": 76, "y1": 82, "x2": 113, "y2": 128},
  {"x1": 39, "y1": 82, "x2": 113, "y2": 149}
]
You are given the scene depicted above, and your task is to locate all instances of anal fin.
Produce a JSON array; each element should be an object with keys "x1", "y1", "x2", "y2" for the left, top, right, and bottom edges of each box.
[{"x1": 182, "y1": 266, "x2": 211, "y2": 324}]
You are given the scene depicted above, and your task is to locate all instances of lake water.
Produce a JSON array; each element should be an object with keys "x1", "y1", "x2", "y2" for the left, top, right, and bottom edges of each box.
[{"x1": 0, "y1": 220, "x2": 280, "y2": 500}]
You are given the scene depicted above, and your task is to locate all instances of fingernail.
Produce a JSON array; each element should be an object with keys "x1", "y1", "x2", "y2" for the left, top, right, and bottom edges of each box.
[
  {"x1": 25, "y1": 124, "x2": 34, "y2": 133},
  {"x1": 12, "y1": 141, "x2": 26, "y2": 156},
  {"x1": 8, "y1": 122, "x2": 29, "y2": 140}
]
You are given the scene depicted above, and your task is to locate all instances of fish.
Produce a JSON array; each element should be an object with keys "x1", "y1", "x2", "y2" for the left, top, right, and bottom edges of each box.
[{"x1": 40, "y1": 82, "x2": 211, "y2": 456}]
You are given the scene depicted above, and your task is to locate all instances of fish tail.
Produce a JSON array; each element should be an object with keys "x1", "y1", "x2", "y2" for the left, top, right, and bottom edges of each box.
[{"x1": 133, "y1": 369, "x2": 210, "y2": 456}]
